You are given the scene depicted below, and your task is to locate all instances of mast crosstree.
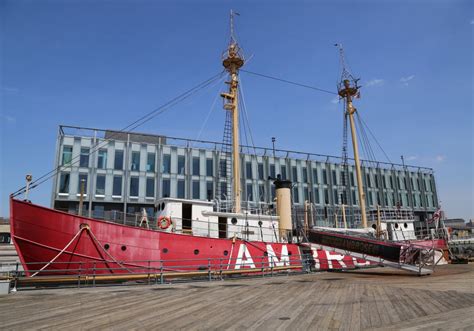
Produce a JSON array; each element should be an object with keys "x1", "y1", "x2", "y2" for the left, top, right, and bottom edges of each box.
[
  {"x1": 220, "y1": 10, "x2": 245, "y2": 213},
  {"x1": 335, "y1": 44, "x2": 367, "y2": 228}
]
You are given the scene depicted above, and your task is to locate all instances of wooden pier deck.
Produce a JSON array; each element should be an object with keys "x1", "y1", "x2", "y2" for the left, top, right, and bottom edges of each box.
[{"x1": 1, "y1": 264, "x2": 473, "y2": 330}]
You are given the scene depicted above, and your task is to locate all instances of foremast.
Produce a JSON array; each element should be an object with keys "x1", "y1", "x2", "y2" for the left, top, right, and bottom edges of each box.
[
  {"x1": 221, "y1": 10, "x2": 244, "y2": 213},
  {"x1": 336, "y1": 45, "x2": 368, "y2": 228}
]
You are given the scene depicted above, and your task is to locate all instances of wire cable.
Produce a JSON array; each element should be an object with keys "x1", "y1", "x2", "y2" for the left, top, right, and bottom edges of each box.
[
  {"x1": 241, "y1": 69, "x2": 337, "y2": 95},
  {"x1": 11, "y1": 71, "x2": 225, "y2": 198}
]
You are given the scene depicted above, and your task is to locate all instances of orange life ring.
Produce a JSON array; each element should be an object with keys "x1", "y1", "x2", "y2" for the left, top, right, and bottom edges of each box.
[{"x1": 158, "y1": 216, "x2": 171, "y2": 230}]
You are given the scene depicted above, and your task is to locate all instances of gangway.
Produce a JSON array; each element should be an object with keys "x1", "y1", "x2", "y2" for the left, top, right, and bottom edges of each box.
[{"x1": 306, "y1": 229, "x2": 441, "y2": 276}]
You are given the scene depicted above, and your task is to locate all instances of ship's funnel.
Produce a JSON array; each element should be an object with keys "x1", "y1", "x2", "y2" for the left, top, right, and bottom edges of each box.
[{"x1": 273, "y1": 176, "x2": 292, "y2": 242}]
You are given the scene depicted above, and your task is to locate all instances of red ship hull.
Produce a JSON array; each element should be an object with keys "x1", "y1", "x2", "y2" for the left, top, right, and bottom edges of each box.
[{"x1": 10, "y1": 199, "x2": 372, "y2": 276}]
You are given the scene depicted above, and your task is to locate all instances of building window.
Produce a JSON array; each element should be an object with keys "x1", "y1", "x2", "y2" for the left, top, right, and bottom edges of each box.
[
  {"x1": 78, "y1": 174, "x2": 88, "y2": 194},
  {"x1": 374, "y1": 175, "x2": 379, "y2": 188},
  {"x1": 312, "y1": 169, "x2": 318, "y2": 183},
  {"x1": 112, "y1": 176, "x2": 122, "y2": 196},
  {"x1": 293, "y1": 186, "x2": 299, "y2": 203},
  {"x1": 352, "y1": 191, "x2": 357, "y2": 205},
  {"x1": 178, "y1": 155, "x2": 185, "y2": 175},
  {"x1": 332, "y1": 170, "x2": 337, "y2": 186},
  {"x1": 162, "y1": 154, "x2": 171, "y2": 174},
  {"x1": 292, "y1": 166, "x2": 298, "y2": 182},
  {"x1": 93, "y1": 205, "x2": 104, "y2": 219},
  {"x1": 246, "y1": 183, "x2": 253, "y2": 201},
  {"x1": 313, "y1": 187, "x2": 320, "y2": 204},
  {"x1": 322, "y1": 169, "x2": 327, "y2": 185},
  {"x1": 131, "y1": 151, "x2": 140, "y2": 171},
  {"x1": 271, "y1": 186, "x2": 276, "y2": 200},
  {"x1": 177, "y1": 179, "x2": 185, "y2": 198},
  {"x1": 334, "y1": 190, "x2": 339, "y2": 204},
  {"x1": 390, "y1": 176, "x2": 394, "y2": 190},
  {"x1": 246, "y1": 162, "x2": 252, "y2": 179},
  {"x1": 304, "y1": 187, "x2": 309, "y2": 202},
  {"x1": 146, "y1": 178, "x2": 154, "y2": 197},
  {"x1": 324, "y1": 189, "x2": 329, "y2": 204},
  {"x1": 206, "y1": 158, "x2": 213, "y2": 177},
  {"x1": 62, "y1": 146, "x2": 73, "y2": 166},
  {"x1": 258, "y1": 184, "x2": 265, "y2": 201},
  {"x1": 96, "y1": 175, "x2": 106, "y2": 195},
  {"x1": 97, "y1": 149, "x2": 107, "y2": 169},
  {"x1": 219, "y1": 159, "x2": 227, "y2": 178},
  {"x1": 220, "y1": 182, "x2": 227, "y2": 200},
  {"x1": 270, "y1": 164, "x2": 276, "y2": 178},
  {"x1": 302, "y1": 167, "x2": 308, "y2": 183},
  {"x1": 147, "y1": 153, "x2": 155, "y2": 172},
  {"x1": 162, "y1": 179, "x2": 170, "y2": 197},
  {"x1": 129, "y1": 177, "x2": 139, "y2": 197},
  {"x1": 366, "y1": 174, "x2": 371, "y2": 188},
  {"x1": 79, "y1": 148, "x2": 89, "y2": 167},
  {"x1": 192, "y1": 181, "x2": 200, "y2": 199},
  {"x1": 383, "y1": 176, "x2": 387, "y2": 189},
  {"x1": 206, "y1": 181, "x2": 213, "y2": 200},
  {"x1": 258, "y1": 163, "x2": 264, "y2": 180},
  {"x1": 350, "y1": 172, "x2": 355, "y2": 186},
  {"x1": 193, "y1": 157, "x2": 200, "y2": 176},
  {"x1": 280, "y1": 165, "x2": 287, "y2": 180},
  {"x1": 59, "y1": 173, "x2": 70, "y2": 193},
  {"x1": 114, "y1": 150, "x2": 123, "y2": 170}
]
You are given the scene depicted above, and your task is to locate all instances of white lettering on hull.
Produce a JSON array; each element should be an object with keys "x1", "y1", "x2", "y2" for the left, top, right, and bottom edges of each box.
[
  {"x1": 266, "y1": 244, "x2": 290, "y2": 267},
  {"x1": 234, "y1": 244, "x2": 256, "y2": 269}
]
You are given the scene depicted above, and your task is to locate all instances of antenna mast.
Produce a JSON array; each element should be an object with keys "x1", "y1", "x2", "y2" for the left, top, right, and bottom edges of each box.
[
  {"x1": 335, "y1": 44, "x2": 367, "y2": 228},
  {"x1": 221, "y1": 10, "x2": 244, "y2": 213}
]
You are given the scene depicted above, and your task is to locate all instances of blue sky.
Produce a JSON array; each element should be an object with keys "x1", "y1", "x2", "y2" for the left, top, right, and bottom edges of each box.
[{"x1": 1, "y1": 0, "x2": 473, "y2": 220}]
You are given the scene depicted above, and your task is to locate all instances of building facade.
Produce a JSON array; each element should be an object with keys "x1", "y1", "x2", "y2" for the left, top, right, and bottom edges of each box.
[{"x1": 52, "y1": 125, "x2": 439, "y2": 227}]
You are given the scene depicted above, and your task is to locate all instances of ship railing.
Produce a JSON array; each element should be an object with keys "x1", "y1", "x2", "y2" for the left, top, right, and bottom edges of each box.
[{"x1": 2, "y1": 253, "x2": 328, "y2": 289}]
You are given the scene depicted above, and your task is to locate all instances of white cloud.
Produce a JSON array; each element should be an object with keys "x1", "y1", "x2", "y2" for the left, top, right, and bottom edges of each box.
[
  {"x1": 0, "y1": 87, "x2": 20, "y2": 94},
  {"x1": 435, "y1": 155, "x2": 446, "y2": 162},
  {"x1": 400, "y1": 75, "x2": 415, "y2": 86},
  {"x1": 470, "y1": 19, "x2": 474, "y2": 25},
  {"x1": 331, "y1": 96, "x2": 340, "y2": 104},
  {"x1": 1, "y1": 115, "x2": 16, "y2": 123},
  {"x1": 365, "y1": 78, "x2": 384, "y2": 87},
  {"x1": 406, "y1": 155, "x2": 418, "y2": 161}
]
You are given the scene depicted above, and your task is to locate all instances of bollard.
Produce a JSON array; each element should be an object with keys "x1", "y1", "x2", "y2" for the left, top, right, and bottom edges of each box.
[
  {"x1": 160, "y1": 263, "x2": 164, "y2": 284},
  {"x1": 208, "y1": 258, "x2": 211, "y2": 281},
  {"x1": 93, "y1": 262, "x2": 96, "y2": 287}
]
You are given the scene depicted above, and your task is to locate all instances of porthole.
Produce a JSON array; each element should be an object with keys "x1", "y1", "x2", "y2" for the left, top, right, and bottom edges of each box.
[
  {"x1": 258, "y1": 221, "x2": 263, "y2": 227},
  {"x1": 394, "y1": 223, "x2": 399, "y2": 229},
  {"x1": 223, "y1": 250, "x2": 229, "y2": 256},
  {"x1": 231, "y1": 218, "x2": 238, "y2": 225},
  {"x1": 264, "y1": 251, "x2": 268, "y2": 256},
  {"x1": 121, "y1": 245, "x2": 127, "y2": 251},
  {"x1": 194, "y1": 249, "x2": 200, "y2": 255},
  {"x1": 104, "y1": 244, "x2": 110, "y2": 250},
  {"x1": 403, "y1": 223, "x2": 408, "y2": 229},
  {"x1": 163, "y1": 248, "x2": 168, "y2": 253}
]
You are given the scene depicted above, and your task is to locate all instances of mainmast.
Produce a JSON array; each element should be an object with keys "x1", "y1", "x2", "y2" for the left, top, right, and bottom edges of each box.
[
  {"x1": 336, "y1": 44, "x2": 368, "y2": 228},
  {"x1": 221, "y1": 10, "x2": 244, "y2": 213}
]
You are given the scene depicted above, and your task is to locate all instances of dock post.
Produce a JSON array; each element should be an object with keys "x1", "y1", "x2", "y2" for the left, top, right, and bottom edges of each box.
[
  {"x1": 208, "y1": 258, "x2": 211, "y2": 281},
  {"x1": 92, "y1": 262, "x2": 96, "y2": 287},
  {"x1": 160, "y1": 263, "x2": 164, "y2": 284}
]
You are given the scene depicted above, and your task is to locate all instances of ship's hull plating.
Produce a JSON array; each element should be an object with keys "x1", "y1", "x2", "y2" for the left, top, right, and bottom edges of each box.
[{"x1": 10, "y1": 199, "x2": 372, "y2": 276}]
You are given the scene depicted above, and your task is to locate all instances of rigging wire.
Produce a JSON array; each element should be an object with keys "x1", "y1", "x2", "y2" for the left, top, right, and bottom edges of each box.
[
  {"x1": 11, "y1": 71, "x2": 225, "y2": 198},
  {"x1": 193, "y1": 75, "x2": 227, "y2": 145},
  {"x1": 357, "y1": 113, "x2": 392, "y2": 164},
  {"x1": 240, "y1": 69, "x2": 338, "y2": 95}
]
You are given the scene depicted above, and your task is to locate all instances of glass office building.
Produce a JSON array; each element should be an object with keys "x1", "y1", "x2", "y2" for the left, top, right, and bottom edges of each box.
[{"x1": 52, "y1": 125, "x2": 439, "y2": 227}]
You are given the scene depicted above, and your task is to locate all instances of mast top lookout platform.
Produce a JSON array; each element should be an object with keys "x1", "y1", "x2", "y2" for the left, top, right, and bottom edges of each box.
[{"x1": 222, "y1": 43, "x2": 244, "y2": 70}]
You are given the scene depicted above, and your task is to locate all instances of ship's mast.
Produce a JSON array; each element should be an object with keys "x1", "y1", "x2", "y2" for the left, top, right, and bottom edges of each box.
[
  {"x1": 336, "y1": 44, "x2": 368, "y2": 228},
  {"x1": 221, "y1": 10, "x2": 244, "y2": 213}
]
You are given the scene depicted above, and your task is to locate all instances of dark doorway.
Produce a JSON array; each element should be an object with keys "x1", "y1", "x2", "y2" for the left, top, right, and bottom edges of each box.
[
  {"x1": 218, "y1": 217, "x2": 227, "y2": 238},
  {"x1": 182, "y1": 203, "x2": 192, "y2": 231}
]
